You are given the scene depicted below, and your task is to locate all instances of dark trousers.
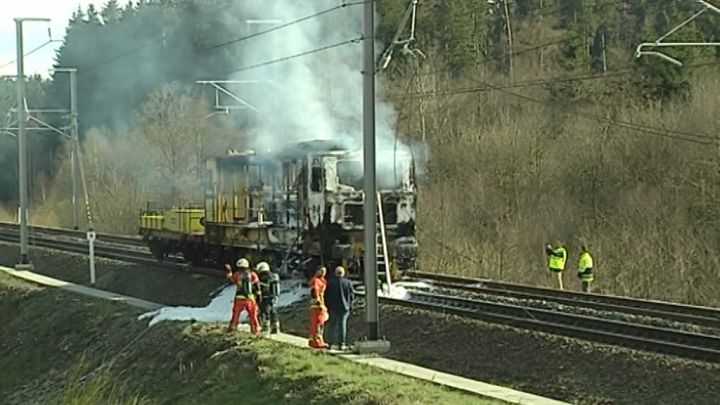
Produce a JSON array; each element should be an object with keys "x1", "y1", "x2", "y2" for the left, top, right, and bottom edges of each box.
[
  {"x1": 326, "y1": 310, "x2": 350, "y2": 346},
  {"x1": 259, "y1": 298, "x2": 278, "y2": 325}
]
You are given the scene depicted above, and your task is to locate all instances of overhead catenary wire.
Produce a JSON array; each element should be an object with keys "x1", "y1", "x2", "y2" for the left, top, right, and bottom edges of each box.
[
  {"x1": 82, "y1": 1, "x2": 367, "y2": 74},
  {"x1": 389, "y1": 52, "x2": 720, "y2": 144},
  {"x1": 0, "y1": 39, "x2": 61, "y2": 71},
  {"x1": 519, "y1": 0, "x2": 629, "y2": 17},
  {"x1": 390, "y1": 60, "x2": 720, "y2": 101},
  {"x1": 83, "y1": 37, "x2": 161, "y2": 73},
  {"x1": 61, "y1": 0, "x2": 618, "y2": 82},
  {"x1": 205, "y1": 0, "x2": 368, "y2": 51},
  {"x1": 221, "y1": 37, "x2": 363, "y2": 75},
  {"x1": 462, "y1": 74, "x2": 720, "y2": 146}
]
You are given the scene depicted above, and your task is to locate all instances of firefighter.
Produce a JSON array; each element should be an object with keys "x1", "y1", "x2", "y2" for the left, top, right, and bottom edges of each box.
[
  {"x1": 308, "y1": 266, "x2": 329, "y2": 349},
  {"x1": 256, "y1": 261, "x2": 281, "y2": 334},
  {"x1": 225, "y1": 258, "x2": 261, "y2": 336},
  {"x1": 545, "y1": 243, "x2": 567, "y2": 290},
  {"x1": 577, "y1": 245, "x2": 595, "y2": 293}
]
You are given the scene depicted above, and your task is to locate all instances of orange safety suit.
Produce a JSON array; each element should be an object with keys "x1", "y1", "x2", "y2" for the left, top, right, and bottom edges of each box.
[
  {"x1": 228, "y1": 270, "x2": 261, "y2": 335},
  {"x1": 308, "y1": 275, "x2": 329, "y2": 348}
]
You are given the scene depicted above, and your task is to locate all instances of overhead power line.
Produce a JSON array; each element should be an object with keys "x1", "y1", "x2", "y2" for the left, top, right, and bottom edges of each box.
[
  {"x1": 84, "y1": 1, "x2": 367, "y2": 74},
  {"x1": 222, "y1": 37, "x2": 363, "y2": 75},
  {"x1": 84, "y1": 37, "x2": 160, "y2": 73},
  {"x1": 391, "y1": 60, "x2": 720, "y2": 100},
  {"x1": 463, "y1": 75, "x2": 720, "y2": 146},
  {"x1": 524, "y1": 0, "x2": 629, "y2": 17},
  {"x1": 0, "y1": 39, "x2": 61, "y2": 71},
  {"x1": 205, "y1": 0, "x2": 367, "y2": 51}
]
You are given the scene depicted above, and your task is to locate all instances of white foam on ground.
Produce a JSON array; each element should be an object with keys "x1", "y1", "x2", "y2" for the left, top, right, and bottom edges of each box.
[
  {"x1": 139, "y1": 280, "x2": 308, "y2": 327},
  {"x1": 140, "y1": 279, "x2": 434, "y2": 326},
  {"x1": 378, "y1": 285, "x2": 410, "y2": 300},
  {"x1": 391, "y1": 281, "x2": 435, "y2": 290}
]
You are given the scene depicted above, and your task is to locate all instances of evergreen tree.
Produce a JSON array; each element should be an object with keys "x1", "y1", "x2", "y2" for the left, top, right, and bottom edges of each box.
[{"x1": 101, "y1": 0, "x2": 123, "y2": 24}]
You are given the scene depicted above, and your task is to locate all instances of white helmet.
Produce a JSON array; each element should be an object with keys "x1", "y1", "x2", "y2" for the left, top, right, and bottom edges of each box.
[
  {"x1": 236, "y1": 258, "x2": 250, "y2": 269},
  {"x1": 256, "y1": 261, "x2": 270, "y2": 273}
]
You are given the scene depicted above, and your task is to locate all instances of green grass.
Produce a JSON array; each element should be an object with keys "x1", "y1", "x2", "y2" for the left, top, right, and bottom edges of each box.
[
  {"x1": 0, "y1": 274, "x2": 501, "y2": 405},
  {"x1": 253, "y1": 338, "x2": 495, "y2": 405},
  {"x1": 56, "y1": 362, "x2": 150, "y2": 405}
]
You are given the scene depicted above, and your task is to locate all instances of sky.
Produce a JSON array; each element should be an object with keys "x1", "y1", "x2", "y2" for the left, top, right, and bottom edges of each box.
[{"x1": 0, "y1": 0, "x2": 130, "y2": 78}]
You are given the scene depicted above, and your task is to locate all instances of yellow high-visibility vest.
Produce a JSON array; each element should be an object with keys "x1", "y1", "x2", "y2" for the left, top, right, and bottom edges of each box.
[
  {"x1": 548, "y1": 247, "x2": 567, "y2": 270},
  {"x1": 579, "y1": 251, "x2": 593, "y2": 271}
]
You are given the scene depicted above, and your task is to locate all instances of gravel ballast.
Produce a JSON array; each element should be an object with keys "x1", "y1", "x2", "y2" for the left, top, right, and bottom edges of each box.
[{"x1": 0, "y1": 242, "x2": 223, "y2": 306}]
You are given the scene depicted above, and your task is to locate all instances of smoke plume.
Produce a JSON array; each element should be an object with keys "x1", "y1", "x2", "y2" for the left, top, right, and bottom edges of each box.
[{"x1": 222, "y1": 0, "x2": 409, "y2": 157}]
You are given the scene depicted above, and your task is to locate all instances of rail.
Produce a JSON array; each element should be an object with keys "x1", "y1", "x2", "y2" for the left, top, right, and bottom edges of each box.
[
  {"x1": 0, "y1": 221, "x2": 144, "y2": 246},
  {"x1": 409, "y1": 270, "x2": 720, "y2": 329},
  {"x1": 0, "y1": 223, "x2": 221, "y2": 278},
  {"x1": 371, "y1": 290, "x2": 720, "y2": 363}
]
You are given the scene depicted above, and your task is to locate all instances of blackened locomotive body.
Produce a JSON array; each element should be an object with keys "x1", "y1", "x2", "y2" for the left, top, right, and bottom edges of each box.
[{"x1": 139, "y1": 140, "x2": 417, "y2": 277}]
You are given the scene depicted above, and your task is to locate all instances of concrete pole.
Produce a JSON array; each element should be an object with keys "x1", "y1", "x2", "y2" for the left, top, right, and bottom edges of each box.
[
  {"x1": 69, "y1": 69, "x2": 79, "y2": 230},
  {"x1": 14, "y1": 19, "x2": 30, "y2": 269},
  {"x1": 362, "y1": 0, "x2": 379, "y2": 341},
  {"x1": 14, "y1": 17, "x2": 49, "y2": 270}
]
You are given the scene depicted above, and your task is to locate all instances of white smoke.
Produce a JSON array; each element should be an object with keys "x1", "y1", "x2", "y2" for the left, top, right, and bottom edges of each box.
[{"x1": 222, "y1": 0, "x2": 410, "y2": 156}]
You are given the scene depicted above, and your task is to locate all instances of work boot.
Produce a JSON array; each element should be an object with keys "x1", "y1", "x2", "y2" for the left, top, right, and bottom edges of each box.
[
  {"x1": 271, "y1": 321, "x2": 280, "y2": 334},
  {"x1": 309, "y1": 337, "x2": 329, "y2": 349}
]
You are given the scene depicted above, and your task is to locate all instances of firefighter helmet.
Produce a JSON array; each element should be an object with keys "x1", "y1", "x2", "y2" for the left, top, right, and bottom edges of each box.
[
  {"x1": 256, "y1": 261, "x2": 270, "y2": 273},
  {"x1": 236, "y1": 258, "x2": 250, "y2": 269}
]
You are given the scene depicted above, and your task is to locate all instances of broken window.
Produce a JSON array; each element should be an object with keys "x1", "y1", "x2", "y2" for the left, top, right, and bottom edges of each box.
[
  {"x1": 338, "y1": 159, "x2": 409, "y2": 190},
  {"x1": 310, "y1": 159, "x2": 323, "y2": 192},
  {"x1": 337, "y1": 161, "x2": 363, "y2": 190}
]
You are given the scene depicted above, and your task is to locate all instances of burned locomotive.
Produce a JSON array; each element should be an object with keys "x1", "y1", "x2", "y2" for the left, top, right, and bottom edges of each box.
[{"x1": 139, "y1": 140, "x2": 417, "y2": 277}]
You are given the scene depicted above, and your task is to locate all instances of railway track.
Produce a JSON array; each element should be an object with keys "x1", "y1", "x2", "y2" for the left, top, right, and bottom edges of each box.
[
  {"x1": 0, "y1": 229, "x2": 170, "y2": 265},
  {"x1": 374, "y1": 290, "x2": 720, "y2": 363},
  {"x1": 0, "y1": 222, "x2": 226, "y2": 277},
  {"x1": 408, "y1": 270, "x2": 720, "y2": 329},
  {"x1": 3, "y1": 222, "x2": 720, "y2": 362},
  {"x1": 0, "y1": 222, "x2": 145, "y2": 247}
]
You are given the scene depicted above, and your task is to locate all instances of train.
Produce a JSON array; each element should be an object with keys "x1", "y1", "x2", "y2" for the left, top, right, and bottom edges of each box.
[{"x1": 138, "y1": 140, "x2": 418, "y2": 278}]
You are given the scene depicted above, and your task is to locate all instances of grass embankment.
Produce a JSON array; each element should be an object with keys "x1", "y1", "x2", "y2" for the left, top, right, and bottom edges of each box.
[{"x1": 0, "y1": 273, "x2": 494, "y2": 405}]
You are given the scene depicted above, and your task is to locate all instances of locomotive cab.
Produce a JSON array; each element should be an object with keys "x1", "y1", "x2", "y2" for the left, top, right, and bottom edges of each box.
[{"x1": 139, "y1": 140, "x2": 418, "y2": 278}]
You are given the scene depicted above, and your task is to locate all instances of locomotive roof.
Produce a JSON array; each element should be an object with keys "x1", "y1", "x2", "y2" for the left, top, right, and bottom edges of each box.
[
  {"x1": 217, "y1": 138, "x2": 415, "y2": 168},
  {"x1": 218, "y1": 139, "x2": 362, "y2": 164},
  {"x1": 276, "y1": 139, "x2": 361, "y2": 158}
]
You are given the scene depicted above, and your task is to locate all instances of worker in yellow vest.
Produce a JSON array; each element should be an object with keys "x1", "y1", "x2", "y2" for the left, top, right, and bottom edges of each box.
[
  {"x1": 577, "y1": 245, "x2": 594, "y2": 293},
  {"x1": 545, "y1": 243, "x2": 567, "y2": 290}
]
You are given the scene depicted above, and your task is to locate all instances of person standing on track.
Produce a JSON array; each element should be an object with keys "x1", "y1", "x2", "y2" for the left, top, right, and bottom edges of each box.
[
  {"x1": 577, "y1": 245, "x2": 595, "y2": 293},
  {"x1": 308, "y1": 266, "x2": 329, "y2": 349},
  {"x1": 545, "y1": 242, "x2": 567, "y2": 290},
  {"x1": 226, "y1": 258, "x2": 261, "y2": 337},
  {"x1": 324, "y1": 266, "x2": 355, "y2": 351},
  {"x1": 257, "y1": 261, "x2": 281, "y2": 334}
]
